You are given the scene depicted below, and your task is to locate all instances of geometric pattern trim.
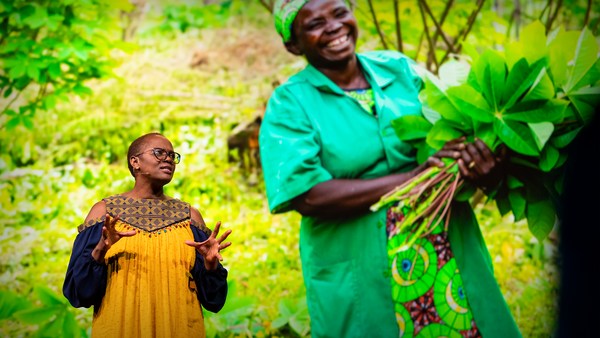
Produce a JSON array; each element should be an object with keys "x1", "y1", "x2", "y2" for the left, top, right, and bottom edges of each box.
[{"x1": 76, "y1": 195, "x2": 211, "y2": 235}]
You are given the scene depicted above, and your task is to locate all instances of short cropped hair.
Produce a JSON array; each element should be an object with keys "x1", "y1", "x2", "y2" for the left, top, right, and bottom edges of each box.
[{"x1": 127, "y1": 132, "x2": 164, "y2": 177}]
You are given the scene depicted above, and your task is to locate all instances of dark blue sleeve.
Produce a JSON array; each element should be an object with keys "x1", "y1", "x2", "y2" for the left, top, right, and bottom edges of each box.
[
  {"x1": 62, "y1": 221, "x2": 108, "y2": 308},
  {"x1": 190, "y1": 225, "x2": 228, "y2": 313}
]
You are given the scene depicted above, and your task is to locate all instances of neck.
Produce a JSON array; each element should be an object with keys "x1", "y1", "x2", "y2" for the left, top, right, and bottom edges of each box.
[
  {"x1": 126, "y1": 182, "x2": 166, "y2": 199},
  {"x1": 316, "y1": 55, "x2": 368, "y2": 90}
]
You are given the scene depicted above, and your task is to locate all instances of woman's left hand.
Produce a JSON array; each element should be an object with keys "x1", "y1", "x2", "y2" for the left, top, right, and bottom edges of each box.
[
  {"x1": 185, "y1": 221, "x2": 232, "y2": 271},
  {"x1": 457, "y1": 138, "x2": 506, "y2": 192}
]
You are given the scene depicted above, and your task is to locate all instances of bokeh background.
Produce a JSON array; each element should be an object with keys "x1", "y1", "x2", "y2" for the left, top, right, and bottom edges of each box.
[{"x1": 1, "y1": 0, "x2": 598, "y2": 336}]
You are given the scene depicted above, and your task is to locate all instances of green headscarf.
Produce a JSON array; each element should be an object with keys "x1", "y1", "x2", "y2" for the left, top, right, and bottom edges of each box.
[{"x1": 273, "y1": 0, "x2": 310, "y2": 43}]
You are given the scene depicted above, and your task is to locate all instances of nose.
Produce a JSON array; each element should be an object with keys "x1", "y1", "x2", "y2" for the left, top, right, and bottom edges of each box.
[{"x1": 325, "y1": 18, "x2": 343, "y2": 35}]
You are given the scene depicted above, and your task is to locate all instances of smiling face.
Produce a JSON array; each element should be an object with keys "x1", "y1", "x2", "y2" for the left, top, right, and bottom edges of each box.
[
  {"x1": 286, "y1": 0, "x2": 358, "y2": 69},
  {"x1": 130, "y1": 134, "x2": 177, "y2": 185}
]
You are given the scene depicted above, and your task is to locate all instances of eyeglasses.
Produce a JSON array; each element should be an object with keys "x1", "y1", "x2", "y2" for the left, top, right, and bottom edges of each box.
[{"x1": 135, "y1": 148, "x2": 181, "y2": 164}]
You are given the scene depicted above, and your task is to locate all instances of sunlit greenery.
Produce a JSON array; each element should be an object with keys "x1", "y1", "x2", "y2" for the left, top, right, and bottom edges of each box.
[{"x1": 2, "y1": 0, "x2": 596, "y2": 336}]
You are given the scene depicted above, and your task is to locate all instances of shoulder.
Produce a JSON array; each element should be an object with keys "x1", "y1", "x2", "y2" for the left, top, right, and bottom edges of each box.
[
  {"x1": 189, "y1": 206, "x2": 212, "y2": 236},
  {"x1": 78, "y1": 200, "x2": 107, "y2": 233},
  {"x1": 359, "y1": 50, "x2": 414, "y2": 65},
  {"x1": 85, "y1": 200, "x2": 107, "y2": 222}
]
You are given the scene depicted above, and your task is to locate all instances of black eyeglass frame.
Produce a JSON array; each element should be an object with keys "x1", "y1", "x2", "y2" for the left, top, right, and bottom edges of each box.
[{"x1": 134, "y1": 148, "x2": 181, "y2": 164}]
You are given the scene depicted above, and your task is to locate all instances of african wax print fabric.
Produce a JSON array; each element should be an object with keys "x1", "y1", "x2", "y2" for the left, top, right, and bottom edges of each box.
[{"x1": 387, "y1": 208, "x2": 482, "y2": 337}]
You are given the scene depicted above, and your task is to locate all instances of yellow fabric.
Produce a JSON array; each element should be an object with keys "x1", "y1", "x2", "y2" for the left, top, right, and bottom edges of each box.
[{"x1": 92, "y1": 219, "x2": 205, "y2": 338}]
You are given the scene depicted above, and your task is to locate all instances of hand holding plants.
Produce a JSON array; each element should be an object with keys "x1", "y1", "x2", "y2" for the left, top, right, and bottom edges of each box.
[{"x1": 185, "y1": 221, "x2": 232, "y2": 271}]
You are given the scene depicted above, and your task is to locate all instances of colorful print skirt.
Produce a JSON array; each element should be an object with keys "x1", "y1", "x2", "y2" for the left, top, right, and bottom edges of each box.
[{"x1": 387, "y1": 208, "x2": 482, "y2": 337}]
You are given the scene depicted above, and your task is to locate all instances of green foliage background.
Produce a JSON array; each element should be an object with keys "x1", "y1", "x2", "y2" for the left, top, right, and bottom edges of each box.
[{"x1": 2, "y1": 0, "x2": 596, "y2": 336}]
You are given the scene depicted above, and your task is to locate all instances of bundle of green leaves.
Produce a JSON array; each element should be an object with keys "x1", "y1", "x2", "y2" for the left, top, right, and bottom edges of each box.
[{"x1": 372, "y1": 21, "x2": 600, "y2": 243}]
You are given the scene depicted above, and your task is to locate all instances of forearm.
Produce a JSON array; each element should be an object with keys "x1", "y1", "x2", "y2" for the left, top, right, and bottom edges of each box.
[{"x1": 292, "y1": 165, "x2": 426, "y2": 218}]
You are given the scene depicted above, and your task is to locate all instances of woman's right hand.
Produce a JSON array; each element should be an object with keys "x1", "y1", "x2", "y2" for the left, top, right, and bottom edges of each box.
[{"x1": 92, "y1": 214, "x2": 137, "y2": 263}]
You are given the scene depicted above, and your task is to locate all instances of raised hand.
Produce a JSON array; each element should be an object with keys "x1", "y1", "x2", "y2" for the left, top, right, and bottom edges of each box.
[
  {"x1": 92, "y1": 214, "x2": 137, "y2": 263},
  {"x1": 185, "y1": 221, "x2": 232, "y2": 271}
]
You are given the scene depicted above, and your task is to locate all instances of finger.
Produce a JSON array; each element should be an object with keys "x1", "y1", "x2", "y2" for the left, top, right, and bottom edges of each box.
[
  {"x1": 184, "y1": 240, "x2": 199, "y2": 247},
  {"x1": 435, "y1": 149, "x2": 462, "y2": 160},
  {"x1": 219, "y1": 241, "x2": 232, "y2": 250},
  {"x1": 456, "y1": 158, "x2": 471, "y2": 178},
  {"x1": 211, "y1": 221, "x2": 222, "y2": 236},
  {"x1": 217, "y1": 229, "x2": 232, "y2": 243},
  {"x1": 118, "y1": 230, "x2": 137, "y2": 237},
  {"x1": 443, "y1": 136, "x2": 466, "y2": 148},
  {"x1": 474, "y1": 139, "x2": 494, "y2": 163}
]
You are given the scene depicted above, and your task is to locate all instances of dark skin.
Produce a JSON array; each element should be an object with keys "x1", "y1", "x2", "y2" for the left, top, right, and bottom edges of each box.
[
  {"x1": 87, "y1": 135, "x2": 232, "y2": 270},
  {"x1": 285, "y1": 0, "x2": 505, "y2": 219}
]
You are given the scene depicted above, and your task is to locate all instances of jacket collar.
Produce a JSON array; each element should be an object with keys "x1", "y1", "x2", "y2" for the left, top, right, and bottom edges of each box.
[{"x1": 294, "y1": 53, "x2": 397, "y2": 94}]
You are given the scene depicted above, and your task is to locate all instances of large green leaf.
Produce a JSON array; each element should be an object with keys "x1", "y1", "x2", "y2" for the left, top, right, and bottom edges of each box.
[
  {"x1": 420, "y1": 78, "x2": 467, "y2": 125},
  {"x1": 508, "y1": 189, "x2": 526, "y2": 221},
  {"x1": 12, "y1": 305, "x2": 61, "y2": 324},
  {"x1": 550, "y1": 124, "x2": 582, "y2": 149},
  {"x1": 519, "y1": 20, "x2": 548, "y2": 65},
  {"x1": 528, "y1": 122, "x2": 554, "y2": 150},
  {"x1": 526, "y1": 199, "x2": 556, "y2": 241},
  {"x1": 426, "y1": 120, "x2": 464, "y2": 150},
  {"x1": 567, "y1": 85, "x2": 600, "y2": 124},
  {"x1": 35, "y1": 286, "x2": 66, "y2": 307},
  {"x1": 494, "y1": 119, "x2": 539, "y2": 156},
  {"x1": 503, "y1": 99, "x2": 567, "y2": 124},
  {"x1": 503, "y1": 59, "x2": 546, "y2": 110},
  {"x1": 539, "y1": 144, "x2": 559, "y2": 172},
  {"x1": 564, "y1": 27, "x2": 599, "y2": 93},
  {"x1": 522, "y1": 67, "x2": 555, "y2": 101},
  {"x1": 547, "y1": 28, "x2": 579, "y2": 87},
  {"x1": 474, "y1": 50, "x2": 507, "y2": 110},
  {"x1": 501, "y1": 58, "x2": 530, "y2": 109},
  {"x1": 0, "y1": 290, "x2": 32, "y2": 320},
  {"x1": 391, "y1": 115, "x2": 432, "y2": 141},
  {"x1": 507, "y1": 175, "x2": 524, "y2": 189},
  {"x1": 447, "y1": 85, "x2": 494, "y2": 122},
  {"x1": 473, "y1": 121, "x2": 497, "y2": 150}
]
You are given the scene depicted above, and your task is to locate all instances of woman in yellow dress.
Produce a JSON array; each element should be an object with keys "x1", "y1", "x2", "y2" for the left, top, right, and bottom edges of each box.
[{"x1": 63, "y1": 132, "x2": 232, "y2": 337}]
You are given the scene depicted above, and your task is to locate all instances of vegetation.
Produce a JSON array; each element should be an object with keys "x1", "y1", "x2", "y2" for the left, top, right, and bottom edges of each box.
[{"x1": 1, "y1": 0, "x2": 596, "y2": 336}]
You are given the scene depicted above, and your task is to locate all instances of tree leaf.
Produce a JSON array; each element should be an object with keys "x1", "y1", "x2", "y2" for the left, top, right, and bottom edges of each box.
[
  {"x1": 391, "y1": 115, "x2": 431, "y2": 141},
  {"x1": 508, "y1": 189, "x2": 526, "y2": 221},
  {"x1": 539, "y1": 144, "x2": 559, "y2": 172},
  {"x1": 550, "y1": 125, "x2": 582, "y2": 148},
  {"x1": 420, "y1": 78, "x2": 466, "y2": 124},
  {"x1": 426, "y1": 120, "x2": 464, "y2": 150},
  {"x1": 522, "y1": 67, "x2": 555, "y2": 101},
  {"x1": 12, "y1": 306, "x2": 61, "y2": 324},
  {"x1": 0, "y1": 290, "x2": 32, "y2": 320},
  {"x1": 547, "y1": 28, "x2": 580, "y2": 87},
  {"x1": 504, "y1": 99, "x2": 567, "y2": 124},
  {"x1": 502, "y1": 58, "x2": 529, "y2": 108},
  {"x1": 526, "y1": 199, "x2": 556, "y2": 241},
  {"x1": 503, "y1": 59, "x2": 547, "y2": 110},
  {"x1": 35, "y1": 286, "x2": 66, "y2": 307},
  {"x1": 494, "y1": 119, "x2": 539, "y2": 156},
  {"x1": 564, "y1": 27, "x2": 599, "y2": 93},
  {"x1": 447, "y1": 85, "x2": 494, "y2": 122},
  {"x1": 507, "y1": 175, "x2": 524, "y2": 189},
  {"x1": 528, "y1": 122, "x2": 554, "y2": 150},
  {"x1": 519, "y1": 20, "x2": 548, "y2": 64}
]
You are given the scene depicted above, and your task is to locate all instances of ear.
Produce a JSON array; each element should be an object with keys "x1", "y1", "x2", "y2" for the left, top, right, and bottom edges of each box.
[
  {"x1": 129, "y1": 156, "x2": 139, "y2": 170},
  {"x1": 284, "y1": 40, "x2": 303, "y2": 56}
]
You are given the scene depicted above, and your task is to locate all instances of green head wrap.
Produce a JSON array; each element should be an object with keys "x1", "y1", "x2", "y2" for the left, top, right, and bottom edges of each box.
[{"x1": 273, "y1": 0, "x2": 310, "y2": 43}]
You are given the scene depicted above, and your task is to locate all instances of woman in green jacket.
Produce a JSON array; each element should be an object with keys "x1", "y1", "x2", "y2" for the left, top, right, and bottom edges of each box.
[{"x1": 259, "y1": 0, "x2": 521, "y2": 337}]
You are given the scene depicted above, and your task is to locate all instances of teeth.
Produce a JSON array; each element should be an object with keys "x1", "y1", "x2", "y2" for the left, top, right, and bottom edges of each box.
[{"x1": 328, "y1": 35, "x2": 348, "y2": 47}]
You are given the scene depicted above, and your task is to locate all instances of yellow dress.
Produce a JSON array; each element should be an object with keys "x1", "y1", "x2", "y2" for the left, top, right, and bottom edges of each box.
[{"x1": 63, "y1": 195, "x2": 227, "y2": 338}]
